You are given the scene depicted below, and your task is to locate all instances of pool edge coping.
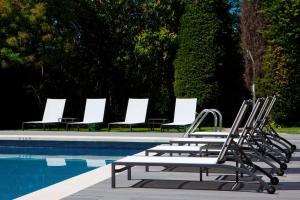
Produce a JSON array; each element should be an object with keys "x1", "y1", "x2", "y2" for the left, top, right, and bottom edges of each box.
[
  {"x1": 16, "y1": 151, "x2": 146, "y2": 200},
  {"x1": 7, "y1": 135, "x2": 160, "y2": 200},
  {"x1": 15, "y1": 163, "x2": 113, "y2": 200}
]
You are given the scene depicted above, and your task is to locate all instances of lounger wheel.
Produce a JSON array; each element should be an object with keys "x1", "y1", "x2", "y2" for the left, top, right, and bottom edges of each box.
[
  {"x1": 292, "y1": 145, "x2": 296, "y2": 151},
  {"x1": 276, "y1": 170, "x2": 284, "y2": 176},
  {"x1": 267, "y1": 186, "x2": 276, "y2": 194},
  {"x1": 280, "y1": 163, "x2": 287, "y2": 170},
  {"x1": 270, "y1": 177, "x2": 279, "y2": 185}
]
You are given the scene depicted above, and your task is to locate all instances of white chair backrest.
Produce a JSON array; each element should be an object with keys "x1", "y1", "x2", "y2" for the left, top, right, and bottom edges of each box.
[
  {"x1": 83, "y1": 99, "x2": 106, "y2": 123},
  {"x1": 124, "y1": 98, "x2": 149, "y2": 123},
  {"x1": 42, "y1": 99, "x2": 66, "y2": 122},
  {"x1": 173, "y1": 98, "x2": 197, "y2": 124}
]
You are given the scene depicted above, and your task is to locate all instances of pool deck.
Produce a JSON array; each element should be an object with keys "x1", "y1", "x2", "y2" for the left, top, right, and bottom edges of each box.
[
  {"x1": 1, "y1": 131, "x2": 300, "y2": 200},
  {"x1": 0, "y1": 130, "x2": 183, "y2": 143}
]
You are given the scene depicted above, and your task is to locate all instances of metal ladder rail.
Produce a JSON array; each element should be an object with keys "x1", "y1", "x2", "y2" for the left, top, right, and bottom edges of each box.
[
  {"x1": 191, "y1": 109, "x2": 218, "y2": 132},
  {"x1": 183, "y1": 109, "x2": 220, "y2": 137},
  {"x1": 184, "y1": 109, "x2": 210, "y2": 137},
  {"x1": 191, "y1": 108, "x2": 222, "y2": 133},
  {"x1": 209, "y1": 108, "x2": 222, "y2": 131},
  {"x1": 191, "y1": 109, "x2": 222, "y2": 133}
]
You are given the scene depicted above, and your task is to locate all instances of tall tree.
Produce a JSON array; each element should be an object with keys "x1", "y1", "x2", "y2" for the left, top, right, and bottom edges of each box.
[
  {"x1": 174, "y1": 0, "x2": 247, "y2": 124},
  {"x1": 95, "y1": 0, "x2": 182, "y2": 120},
  {"x1": 0, "y1": 0, "x2": 59, "y2": 127},
  {"x1": 240, "y1": 0, "x2": 267, "y2": 88},
  {"x1": 0, "y1": 0, "x2": 112, "y2": 127}
]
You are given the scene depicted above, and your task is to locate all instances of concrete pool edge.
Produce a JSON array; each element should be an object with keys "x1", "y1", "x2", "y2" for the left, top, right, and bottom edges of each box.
[
  {"x1": 0, "y1": 133, "x2": 161, "y2": 200},
  {"x1": 16, "y1": 151, "x2": 146, "y2": 200},
  {"x1": 16, "y1": 163, "x2": 113, "y2": 200},
  {"x1": 0, "y1": 134, "x2": 175, "y2": 143}
]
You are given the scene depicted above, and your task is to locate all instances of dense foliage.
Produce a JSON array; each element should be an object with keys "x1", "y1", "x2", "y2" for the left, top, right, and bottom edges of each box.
[
  {"x1": 0, "y1": 0, "x2": 183, "y2": 128},
  {"x1": 1, "y1": 0, "x2": 298, "y2": 128},
  {"x1": 257, "y1": 0, "x2": 300, "y2": 125},
  {"x1": 240, "y1": 0, "x2": 300, "y2": 125},
  {"x1": 0, "y1": 0, "x2": 112, "y2": 127},
  {"x1": 174, "y1": 0, "x2": 247, "y2": 123}
]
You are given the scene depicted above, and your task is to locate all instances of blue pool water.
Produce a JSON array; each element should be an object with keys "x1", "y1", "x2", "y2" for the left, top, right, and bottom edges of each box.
[{"x1": 0, "y1": 141, "x2": 158, "y2": 199}]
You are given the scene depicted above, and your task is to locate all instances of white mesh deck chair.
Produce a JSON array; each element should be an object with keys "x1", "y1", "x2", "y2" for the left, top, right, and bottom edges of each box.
[
  {"x1": 67, "y1": 98, "x2": 106, "y2": 130},
  {"x1": 108, "y1": 98, "x2": 149, "y2": 131},
  {"x1": 161, "y1": 98, "x2": 197, "y2": 131},
  {"x1": 111, "y1": 100, "x2": 277, "y2": 193},
  {"x1": 22, "y1": 98, "x2": 66, "y2": 130}
]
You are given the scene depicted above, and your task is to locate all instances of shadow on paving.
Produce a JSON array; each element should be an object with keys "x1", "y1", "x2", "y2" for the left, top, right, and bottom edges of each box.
[
  {"x1": 276, "y1": 182, "x2": 300, "y2": 190},
  {"x1": 163, "y1": 166, "x2": 237, "y2": 173},
  {"x1": 289, "y1": 156, "x2": 300, "y2": 161},
  {"x1": 286, "y1": 167, "x2": 300, "y2": 173},
  {"x1": 131, "y1": 179, "x2": 262, "y2": 193},
  {"x1": 162, "y1": 166, "x2": 274, "y2": 174},
  {"x1": 131, "y1": 179, "x2": 300, "y2": 192}
]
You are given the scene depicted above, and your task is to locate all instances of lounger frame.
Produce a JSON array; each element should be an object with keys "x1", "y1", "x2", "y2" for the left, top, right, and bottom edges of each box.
[{"x1": 111, "y1": 100, "x2": 276, "y2": 193}]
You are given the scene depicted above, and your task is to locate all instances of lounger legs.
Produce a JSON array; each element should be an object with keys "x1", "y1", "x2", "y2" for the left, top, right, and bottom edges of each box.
[
  {"x1": 200, "y1": 168, "x2": 203, "y2": 181},
  {"x1": 236, "y1": 161, "x2": 239, "y2": 183},
  {"x1": 111, "y1": 164, "x2": 133, "y2": 188},
  {"x1": 112, "y1": 164, "x2": 116, "y2": 188},
  {"x1": 145, "y1": 151, "x2": 149, "y2": 172},
  {"x1": 128, "y1": 167, "x2": 132, "y2": 180}
]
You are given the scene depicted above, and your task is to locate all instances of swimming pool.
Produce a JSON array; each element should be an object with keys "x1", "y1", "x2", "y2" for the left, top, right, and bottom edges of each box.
[{"x1": 0, "y1": 141, "x2": 159, "y2": 199}]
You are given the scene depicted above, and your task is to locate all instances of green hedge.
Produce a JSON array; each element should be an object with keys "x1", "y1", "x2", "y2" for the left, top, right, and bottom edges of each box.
[{"x1": 174, "y1": 0, "x2": 248, "y2": 124}]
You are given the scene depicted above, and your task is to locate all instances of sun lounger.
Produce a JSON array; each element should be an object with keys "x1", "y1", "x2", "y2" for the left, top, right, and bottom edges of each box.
[
  {"x1": 189, "y1": 98, "x2": 288, "y2": 175},
  {"x1": 161, "y1": 98, "x2": 197, "y2": 131},
  {"x1": 111, "y1": 100, "x2": 277, "y2": 194},
  {"x1": 108, "y1": 98, "x2": 149, "y2": 131},
  {"x1": 170, "y1": 98, "x2": 287, "y2": 171},
  {"x1": 67, "y1": 98, "x2": 106, "y2": 130},
  {"x1": 22, "y1": 98, "x2": 66, "y2": 130}
]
